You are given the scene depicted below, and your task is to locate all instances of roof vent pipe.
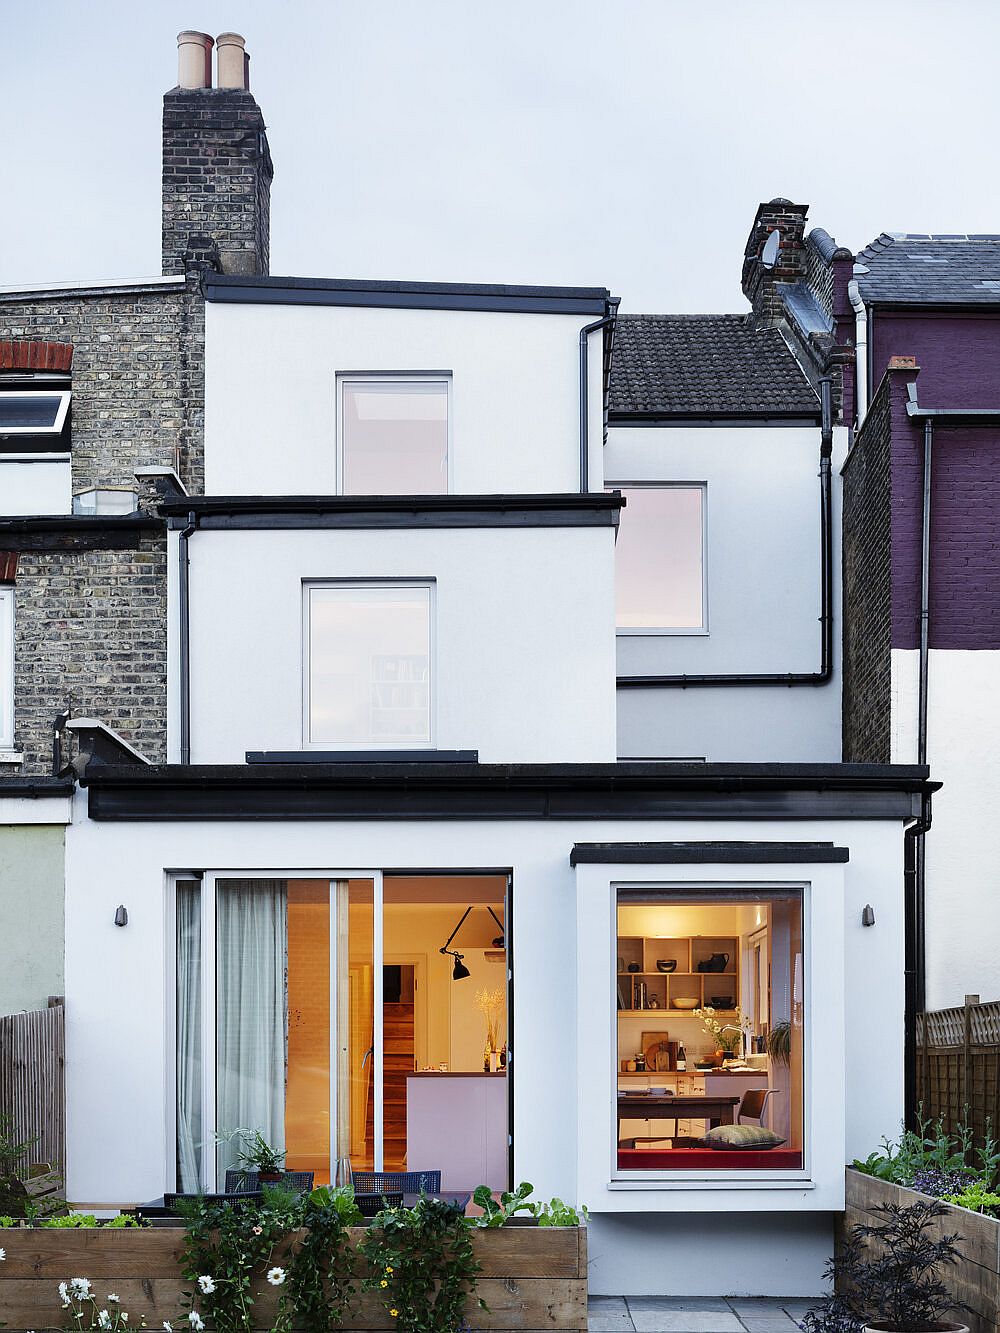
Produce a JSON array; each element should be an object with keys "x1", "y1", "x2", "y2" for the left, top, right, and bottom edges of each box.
[
  {"x1": 177, "y1": 31, "x2": 214, "y2": 89},
  {"x1": 216, "y1": 33, "x2": 249, "y2": 90},
  {"x1": 848, "y1": 277, "x2": 868, "y2": 425}
]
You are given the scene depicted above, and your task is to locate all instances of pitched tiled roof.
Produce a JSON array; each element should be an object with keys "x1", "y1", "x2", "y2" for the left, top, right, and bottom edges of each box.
[
  {"x1": 609, "y1": 314, "x2": 820, "y2": 418},
  {"x1": 856, "y1": 234, "x2": 1000, "y2": 304}
]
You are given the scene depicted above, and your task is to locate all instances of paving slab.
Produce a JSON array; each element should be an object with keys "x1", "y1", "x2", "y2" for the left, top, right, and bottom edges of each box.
[
  {"x1": 627, "y1": 1298, "x2": 733, "y2": 1312},
  {"x1": 627, "y1": 1312, "x2": 744, "y2": 1333},
  {"x1": 737, "y1": 1318, "x2": 802, "y2": 1332}
]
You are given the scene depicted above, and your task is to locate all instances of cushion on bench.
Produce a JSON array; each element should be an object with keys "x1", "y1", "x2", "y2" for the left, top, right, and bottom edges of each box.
[{"x1": 617, "y1": 1147, "x2": 803, "y2": 1170}]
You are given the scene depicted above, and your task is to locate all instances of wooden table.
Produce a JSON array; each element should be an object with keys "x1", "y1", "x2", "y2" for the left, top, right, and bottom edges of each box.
[{"x1": 617, "y1": 1092, "x2": 740, "y2": 1141}]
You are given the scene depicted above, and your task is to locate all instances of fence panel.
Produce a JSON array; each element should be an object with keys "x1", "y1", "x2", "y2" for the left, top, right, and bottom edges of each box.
[
  {"x1": 917, "y1": 996, "x2": 1000, "y2": 1149},
  {"x1": 0, "y1": 1002, "x2": 65, "y2": 1175}
]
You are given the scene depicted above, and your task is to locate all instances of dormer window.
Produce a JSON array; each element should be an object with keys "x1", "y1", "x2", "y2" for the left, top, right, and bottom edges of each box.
[{"x1": 0, "y1": 390, "x2": 71, "y2": 437}]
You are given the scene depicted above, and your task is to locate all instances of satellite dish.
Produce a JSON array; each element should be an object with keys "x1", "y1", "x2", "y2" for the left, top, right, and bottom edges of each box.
[{"x1": 761, "y1": 228, "x2": 781, "y2": 269}]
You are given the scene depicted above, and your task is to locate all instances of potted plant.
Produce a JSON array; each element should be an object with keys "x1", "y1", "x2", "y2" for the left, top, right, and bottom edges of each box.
[
  {"x1": 803, "y1": 1200, "x2": 970, "y2": 1333},
  {"x1": 693, "y1": 1006, "x2": 750, "y2": 1063},
  {"x1": 219, "y1": 1128, "x2": 286, "y2": 1184},
  {"x1": 766, "y1": 1019, "x2": 792, "y2": 1066}
]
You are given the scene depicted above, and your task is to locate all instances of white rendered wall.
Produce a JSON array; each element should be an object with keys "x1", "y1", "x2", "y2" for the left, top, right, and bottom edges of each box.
[
  {"x1": 182, "y1": 525, "x2": 616, "y2": 764},
  {"x1": 0, "y1": 458, "x2": 71, "y2": 515},
  {"x1": 892, "y1": 648, "x2": 1000, "y2": 1009},
  {"x1": 204, "y1": 303, "x2": 603, "y2": 496},
  {"x1": 64, "y1": 806, "x2": 903, "y2": 1293},
  {"x1": 607, "y1": 425, "x2": 846, "y2": 762}
]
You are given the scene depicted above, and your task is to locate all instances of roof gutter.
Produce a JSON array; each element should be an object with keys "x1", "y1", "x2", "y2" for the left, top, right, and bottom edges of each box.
[
  {"x1": 177, "y1": 511, "x2": 198, "y2": 765},
  {"x1": 618, "y1": 377, "x2": 834, "y2": 689}
]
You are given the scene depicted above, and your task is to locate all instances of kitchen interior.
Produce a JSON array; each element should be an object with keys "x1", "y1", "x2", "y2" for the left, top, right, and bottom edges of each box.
[{"x1": 616, "y1": 893, "x2": 803, "y2": 1168}]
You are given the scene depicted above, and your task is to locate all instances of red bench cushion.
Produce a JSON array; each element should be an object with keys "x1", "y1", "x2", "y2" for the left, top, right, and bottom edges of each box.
[{"x1": 618, "y1": 1147, "x2": 803, "y2": 1170}]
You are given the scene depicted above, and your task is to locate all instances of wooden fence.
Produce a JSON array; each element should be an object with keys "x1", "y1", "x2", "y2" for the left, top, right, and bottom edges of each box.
[
  {"x1": 0, "y1": 1001, "x2": 65, "y2": 1175},
  {"x1": 916, "y1": 994, "x2": 1000, "y2": 1148}
]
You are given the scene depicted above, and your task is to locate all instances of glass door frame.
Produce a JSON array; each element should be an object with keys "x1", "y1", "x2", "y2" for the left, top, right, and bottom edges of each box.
[{"x1": 171, "y1": 868, "x2": 384, "y2": 1194}]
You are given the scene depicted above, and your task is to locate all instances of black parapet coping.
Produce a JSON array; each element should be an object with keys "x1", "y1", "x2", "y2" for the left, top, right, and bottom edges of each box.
[
  {"x1": 82, "y1": 761, "x2": 937, "y2": 823},
  {"x1": 0, "y1": 777, "x2": 76, "y2": 797},
  {"x1": 0, "y1": 514, "x2": 162, "y2": 535},
  {"x1": 569, "y1": 841, "x2": 850, "y2": 866},
  {"x1": 203, "y1": 273, "x2": 611, "y2": 317},
  {"x1": 160, "y1": 493, "x2": 624, "y2": 530},
  {"x1": 247, "y1": 750, "x2": 479, "y2": 765}
]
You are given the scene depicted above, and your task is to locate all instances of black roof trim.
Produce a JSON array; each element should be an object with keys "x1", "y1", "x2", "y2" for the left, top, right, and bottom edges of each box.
[
  {"x1": 0, "y1": 777, "x2": 75, "y2": 797},
  {"x1": 83, "y1": 761, "x2": 937, "y2": 823},
  {"x1": 570, "y1": 841, "x2": 850, "y2": 865},
  {"x1": 247, "y1": 749, "x2": 479, "y2": 765},
  {"x1": 161, "y1": 493, "x2": 623, "y2": 531},
  {"x1": 608, "y1": 411, "x2": 822, "y2": 426},
  {"x1": 0, "y1": 514, "x2": 161, "y2": 536},
  {"x1": 203, "y1": 273, "x2": 612, "y2": 317}
]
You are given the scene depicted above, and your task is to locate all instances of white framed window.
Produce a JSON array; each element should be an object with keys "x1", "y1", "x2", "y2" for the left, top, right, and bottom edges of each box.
[
  {"x1": 303, "y1": 581, "x2": 434, "y2": 749},
  {"x1": 607, "y1": 483, "x2": 707, "y2": 633},
  {"x1": 0, "y1": 587, "x2": 13, "y2": 748},
  {"x1": 337, "y1": 375, "x2": 451, "y2": 495},
  {"x1": 0, "y1": 391, "x2": 71, "y2": 436},
  {"x1": 73, "y1": 488, "x2": 138, "y2": 515}
]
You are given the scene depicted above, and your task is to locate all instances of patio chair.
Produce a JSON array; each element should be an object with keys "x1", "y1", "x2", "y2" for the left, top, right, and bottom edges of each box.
[
  {"x1": 355, "y1": 1189, "x2": 404, "y2": 1216},
  {"x1": 352, "y1": 1169, "x2": 442, "y2": 1195},
  {"x1": 224, "y1": 1169, "x2": 315, "y2": 1195}
]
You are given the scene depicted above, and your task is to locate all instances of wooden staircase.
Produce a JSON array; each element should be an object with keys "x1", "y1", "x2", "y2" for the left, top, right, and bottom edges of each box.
[{"x1": 365, "y1": 1001, "x2": 414, "y2": 1170}]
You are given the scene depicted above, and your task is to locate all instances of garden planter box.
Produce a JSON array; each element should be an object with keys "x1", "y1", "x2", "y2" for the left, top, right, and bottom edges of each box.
[
  {"x1": 843, "y1": 1168, "x2": 998, "y2": 1333},
  {"x1": 0, "y1": 1224, "x2": 588, "y2": 1332}
]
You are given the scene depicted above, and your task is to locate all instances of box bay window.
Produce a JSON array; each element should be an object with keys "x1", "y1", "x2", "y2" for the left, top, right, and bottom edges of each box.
[
  {"x1": 608, "y1": 483, "x2": 706, "y2": 632},
  {"x1": 304, "y1": 581, "x2": 433, "y2": 749},
  {"x1": 616, "y1": 885, "x2": 804, "y2": 1171}
]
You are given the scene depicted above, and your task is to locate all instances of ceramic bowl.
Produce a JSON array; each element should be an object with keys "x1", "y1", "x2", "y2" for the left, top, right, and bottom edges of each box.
[
  {"x1": 655, "y1": 959, "x2": 678, "y2": 973},
  {"x1": 671, "y1": 996, "x2": 699, "y2": 1010}
]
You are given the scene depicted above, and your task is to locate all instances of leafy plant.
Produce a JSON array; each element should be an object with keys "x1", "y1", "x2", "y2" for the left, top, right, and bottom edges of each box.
[
  {"x1": 177, "y1": 1185, "x2": 303, "y2": 1333},
  {"x1": 766, "y1": 1020, "x2": 792, "y2": 1066},
  {"x1": 360, "y1": 1194, "x2": 484, "y2": 1333},
  {"x1": 55, "y1": 1277, "x2": 149, "y2": 1333},
  {"x1": 803, "y1": 1201, "x2": 968, "y2": 1333},
  {"x1": 472, "y1": 1181, "x2": 535, "y2": 1227},
  {"x1": 0, "y1": 1113, "x2": 64, "y2": 1218},
  {"x1": 218, "y1": 1127, "x2": 287, "y2": 1176},
  {"x1": 942, "y1": 1179, "x2": 1000, "y2": 1215},
  {"x1": 532, "y1": 1197, "x2": 588, "y2": 1227},
  {"x1": 286, "y1": 1186, "x2": 361, "y2": 1333},
  {"x1": 851, "y1": 1110, "x2": 998, "y2": 1193}
]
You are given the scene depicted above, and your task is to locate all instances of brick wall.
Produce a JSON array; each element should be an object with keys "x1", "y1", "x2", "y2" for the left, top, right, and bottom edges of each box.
[
  {"x1": 0, "y1": 283, "x2": 205, "y2": 496},
  {"x1": 842, "y1": 372, "x2": 893, "y2": 761}
]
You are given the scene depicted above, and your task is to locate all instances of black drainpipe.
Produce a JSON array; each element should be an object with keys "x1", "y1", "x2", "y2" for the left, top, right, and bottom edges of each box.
[
  {"x1": 579, "y1": 308, "x2": 618, "y2": 493},
  {"x1": 618, "y1": 376, "x2": 834, "y2": 687},
  {"x1": 178, "y1": 511, "x2": 197, "y2": 765}
]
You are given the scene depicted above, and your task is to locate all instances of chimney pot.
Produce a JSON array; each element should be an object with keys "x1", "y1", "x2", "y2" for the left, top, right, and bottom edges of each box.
[
  {"x1": 177, "y1": 31, "x2": 214, "y2": 89},
  {"x1": 217, "y1": 32, "x2": 248, "y2": 89}
]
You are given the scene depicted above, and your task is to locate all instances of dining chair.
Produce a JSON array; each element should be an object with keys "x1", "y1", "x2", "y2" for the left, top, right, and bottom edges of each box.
[
  {"x1": 352, "y1": 1169, "x2": 442, "y2": 1194},
  {"x1": 737, "y1": 1088, "x2": 778, "y2": 1126},
  {"x1": 224, "y1": 1169, "x2": 315, "y2": 1195}
]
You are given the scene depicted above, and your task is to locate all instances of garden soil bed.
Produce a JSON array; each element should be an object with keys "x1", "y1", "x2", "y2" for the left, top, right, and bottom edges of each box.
[
  {"x1": 0, "y1": 1224, "x2": 588, "y2": 1332},
  {"x1": 843, "y1": 1168, "x2": 998, "y2": 1333}
]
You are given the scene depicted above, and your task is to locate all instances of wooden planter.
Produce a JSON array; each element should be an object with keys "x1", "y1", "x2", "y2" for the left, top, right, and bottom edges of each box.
[
  {"x1": 843, "y1": 1168, "x2": 997, "y2": 1333},
  {"x1": 0, "y1": 1224, "x2": 587, "y2": 1332}
]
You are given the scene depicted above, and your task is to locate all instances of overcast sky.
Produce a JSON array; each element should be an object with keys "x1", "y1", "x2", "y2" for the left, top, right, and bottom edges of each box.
[{"x1": 3, "y1": 0, "x2": 999, "y2": 312}]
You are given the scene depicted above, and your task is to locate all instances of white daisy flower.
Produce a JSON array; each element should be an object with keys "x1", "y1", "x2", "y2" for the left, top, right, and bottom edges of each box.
[
  {"x1": 98, "y1": 1310, "x2": 112, "y2": 1329},
  {"x1": 122, "y1": 1314, "x2": 129, "y2": 1323},
  {"x1": 163, "y1": 1323, "x2": 173, "y2": 1331},
  {"x1": 197, "y1": 1276, "x2": 216, "y2": 1295},
  {"x1": 266, "y1": 1267, "x2": 286, "y2": 1287},
  {"x1": 108, "y1": 1294, "x2": 121, "y2": 1304},
  {"x1": 71, "y1": 1278, "x2": 93, "y2": 1298},
  {"x1": 0, "y1": 1247, "x2": 5, "y2": 1260},
  {"x1": 188, "y1": 1313, "x2": 205, "y2": 1331}
]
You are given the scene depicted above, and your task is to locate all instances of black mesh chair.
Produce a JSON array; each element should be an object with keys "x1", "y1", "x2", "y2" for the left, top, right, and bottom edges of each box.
[
  {"x1": 163, "y1": 1191, "x2": 262, "y2": 1210},
  {"x1": 352, "y1": 1170, "x2": 441, "y2": 1195},
  {"x1": 355, "y1": 1190, "x2": 404, "y2": 1217},
  {"x1": 224, "y1": 1169, "x2": 315, "y2": 1195}
]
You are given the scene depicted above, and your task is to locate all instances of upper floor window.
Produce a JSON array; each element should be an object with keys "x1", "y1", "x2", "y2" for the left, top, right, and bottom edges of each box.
[
  {"x1": 608, "y1": 483, "x2": 706, "y2": 633},
  {"x1": 304, "y1": 581, "x2": 433, "y2": 749},
  {"x1": 0, "y1": 587, "x2": 13, "y2": 749},
  {"x1": 0, "y1": 391, "x2": 70, "y2": 437},
  {"x1": 338, "y1": 375, "x2": 450, "y2": 495}
]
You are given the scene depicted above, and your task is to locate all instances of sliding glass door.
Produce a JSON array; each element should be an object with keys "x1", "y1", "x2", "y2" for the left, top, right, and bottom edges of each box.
[{"x1": 173, "y1": 870, "x2": 510, "y2": 1193}]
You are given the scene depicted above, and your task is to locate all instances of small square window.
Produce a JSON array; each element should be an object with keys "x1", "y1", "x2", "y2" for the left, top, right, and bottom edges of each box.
[
  {"x1": 304, "y1": 582, "x2": 433, "y2": 748},
  {"x1": 609, "y1": 484, "x2": 706, "y2": 632},
  {"x1": 339, "y1": 377, "x2": 449, "y2": 495},
  {"x1": 0, "y1": 391, "x2": 71, "y2": 436},
  {"x1": 0, "y1": 588, "x2": 13, "y2": 749}
]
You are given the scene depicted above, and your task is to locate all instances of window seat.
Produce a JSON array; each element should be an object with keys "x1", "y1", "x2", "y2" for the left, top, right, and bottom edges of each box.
[{"x1": 617, "y1": 1147, "x2": 803, "y2": 1170}]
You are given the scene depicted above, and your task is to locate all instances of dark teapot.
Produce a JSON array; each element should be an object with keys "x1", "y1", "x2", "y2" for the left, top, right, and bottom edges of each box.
[{"x1": 697, "y1": 952, "x2": 730, "y2": 973}]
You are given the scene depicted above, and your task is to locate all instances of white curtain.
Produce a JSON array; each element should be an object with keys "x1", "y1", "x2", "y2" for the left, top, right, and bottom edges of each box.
[
  {"x1": 215, "y1": 879, "x2": 288, "y2": 1185},
  {"x1": 176, "y1": 881, "x2": 202, "y2": 1192}
]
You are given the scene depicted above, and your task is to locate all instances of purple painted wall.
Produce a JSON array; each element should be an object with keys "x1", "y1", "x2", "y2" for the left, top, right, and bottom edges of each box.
[
  {"x1": 886, "y1": 365, "x2": 1000, "y2": 650},
  {"x1": 873, "y1": 311, "x2": 1000, "y2": 410}
]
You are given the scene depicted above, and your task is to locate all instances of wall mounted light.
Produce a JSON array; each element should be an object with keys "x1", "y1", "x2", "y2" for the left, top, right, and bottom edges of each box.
[
  {"x1": 439, "y1": 903, "x2": 505, "y2": 980},
  {"x1": 114, "y1": 905, "x2": 128, "y2": 928},
  {"x1": 861, "y1": 904, "x2": 876, "y2": 928}
]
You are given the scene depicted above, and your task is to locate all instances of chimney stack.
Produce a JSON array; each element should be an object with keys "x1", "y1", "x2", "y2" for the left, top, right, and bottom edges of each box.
[
  {"x1": 162, "y1": 30, "x2": 273, "y2": 277},
  {"x1": 741, "y1": 198, "x2": 809, "y2": 328}
]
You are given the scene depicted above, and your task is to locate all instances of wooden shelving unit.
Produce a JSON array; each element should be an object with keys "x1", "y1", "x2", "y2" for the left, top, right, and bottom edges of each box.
[{"x1": 616, "y1": 935, "x2": 740, "y2": 1014}]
